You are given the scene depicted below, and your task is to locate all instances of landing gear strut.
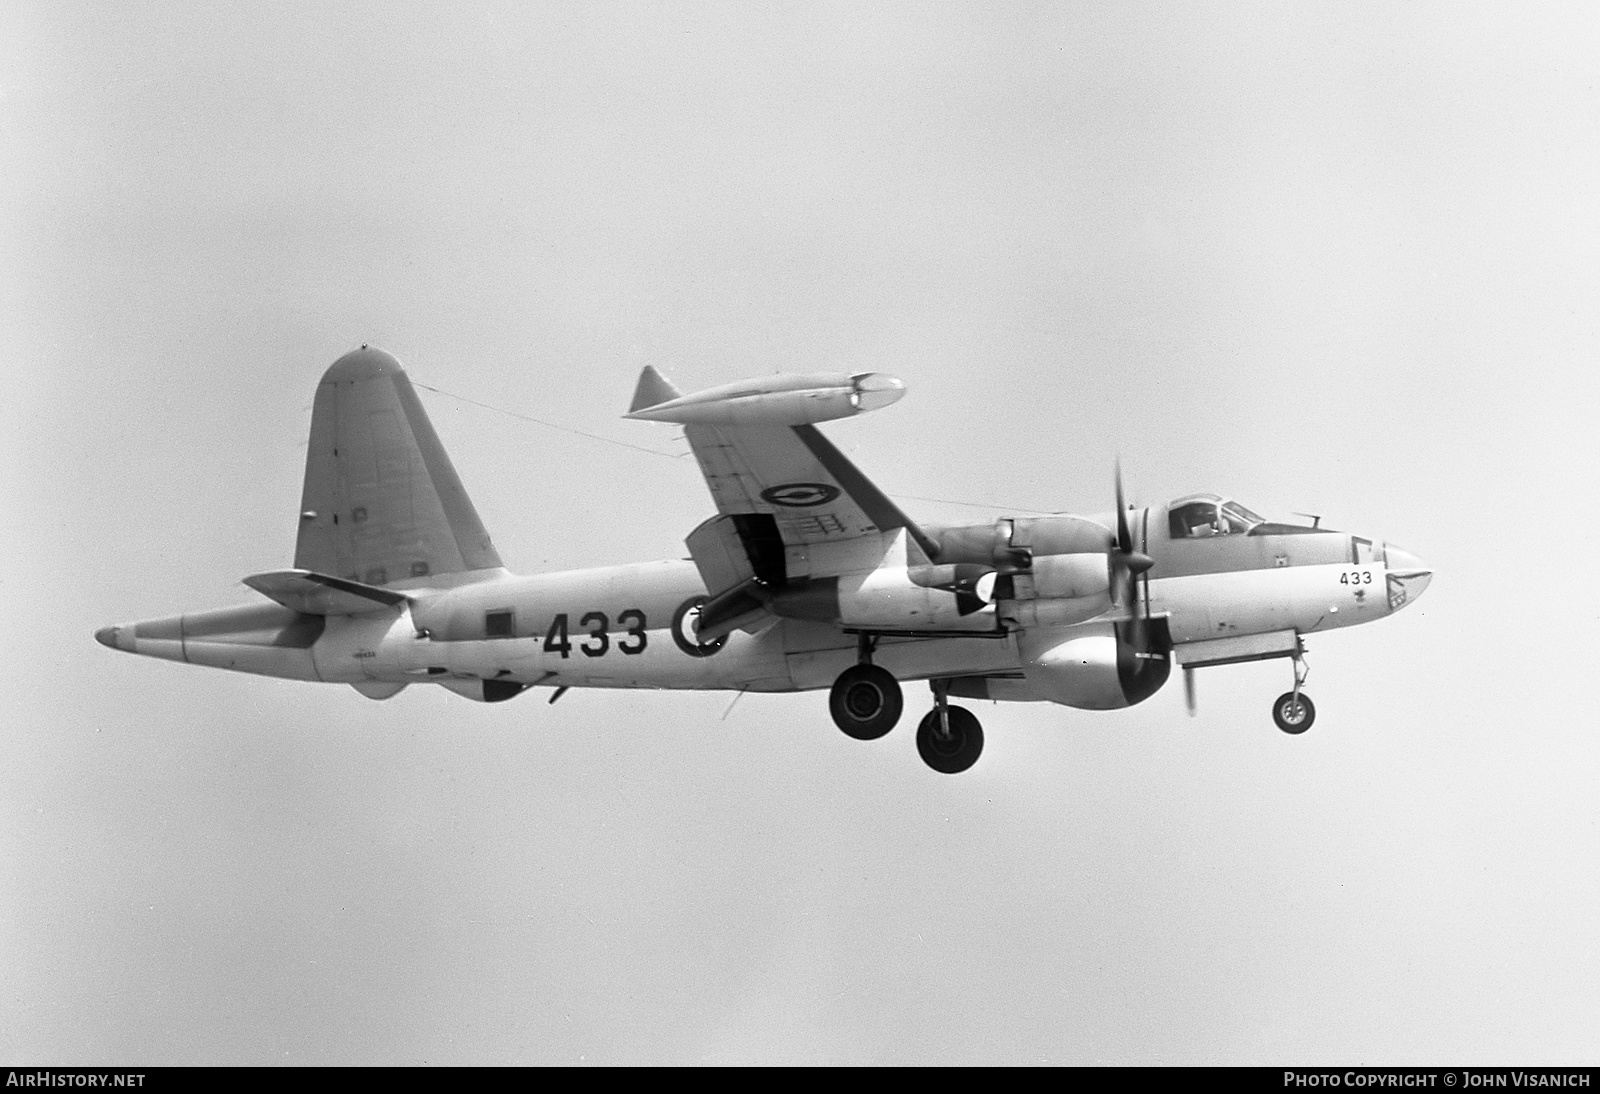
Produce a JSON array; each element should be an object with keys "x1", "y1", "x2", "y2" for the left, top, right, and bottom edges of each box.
[
  {"x1": 1272, "y1": 640, "x2": 1315, "y2": 734},
  {"x1": 916, "y1": 680, "x2": 984, "y2": 774},
  {"x1": 828, "y1": 633, "x2": 902, "y2": 741}
]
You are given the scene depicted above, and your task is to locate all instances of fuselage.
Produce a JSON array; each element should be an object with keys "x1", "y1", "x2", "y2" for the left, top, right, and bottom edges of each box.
[
  {"x1": 96, "y1": 501, "x2": 1430, "y2": 709},
  {"x1": 94, "y1": 346, "x2": 1434, "y2": 776}
]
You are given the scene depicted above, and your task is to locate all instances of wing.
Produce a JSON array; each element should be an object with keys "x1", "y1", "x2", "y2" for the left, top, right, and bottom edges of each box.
[
  {"x1": 627, "y1": 366, "x2": 938, "y2": 638},
  {"x1": 681, "y1": 422, "x2": 944, "y2": 639},
  {"x1": 683, "y1": 423, "x2": 938, "y2": 560}
]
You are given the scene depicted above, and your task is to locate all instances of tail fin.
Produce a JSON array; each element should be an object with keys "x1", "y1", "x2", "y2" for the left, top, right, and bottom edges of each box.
[
  {"x1": 293, "y1": 347, "x2": 502, "y2": 584},
  {"x1": 628, "y1": 364, "x2": 682, "y2": 413}
]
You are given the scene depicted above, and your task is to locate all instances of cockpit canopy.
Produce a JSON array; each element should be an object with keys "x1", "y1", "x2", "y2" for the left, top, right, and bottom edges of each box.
[{"x1": 1167, "y1": 494, "x2": 1267, "y2": 539}]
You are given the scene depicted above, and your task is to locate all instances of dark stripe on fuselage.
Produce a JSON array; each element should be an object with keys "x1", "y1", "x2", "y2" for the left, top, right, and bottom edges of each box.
[
  {"x1": 1150, "y1": 530, "x2": 1351, "y2": 579},
  {"x1": 190, "y1": 604, "x2": 325, "y2": 647},
  {"x1": 770, "y1": 575, "x2": 842, "y2": 622},
  {"x1": 133, "y1": 604, "x2": 325, "y2": 653}
]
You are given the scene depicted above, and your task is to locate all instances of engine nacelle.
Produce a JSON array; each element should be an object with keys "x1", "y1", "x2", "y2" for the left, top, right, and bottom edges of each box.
[
  {"x1": 999, "y1": 592, "x2": 1112, "y2": 630},
  {"x1": 1025, "y1": 553, "x2": 1111, "y2": 600},
  {"x1": 932, "y1": 520, "x2": 1113, "y2": 626},
  {"x1": 1019, "y1": 621, "x2": 1171, "y2": 710},
  {"x1": 932, "y1": 515, "x2": 1111, "y2": 567}
]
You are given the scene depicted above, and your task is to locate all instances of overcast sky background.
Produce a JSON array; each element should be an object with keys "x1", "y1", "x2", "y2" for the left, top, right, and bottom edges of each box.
[{"x1": 3, "y1": 2, "x2": 1597, "y2": 1065}]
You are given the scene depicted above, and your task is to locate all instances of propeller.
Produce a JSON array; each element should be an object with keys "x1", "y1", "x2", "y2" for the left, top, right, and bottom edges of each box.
[
  {"x1": 1183, "y1": 666, "x2": 1197, "y2": 717},
  {"x1": 1112, "y1": 459, "x2": 1155, "y2": 651}
]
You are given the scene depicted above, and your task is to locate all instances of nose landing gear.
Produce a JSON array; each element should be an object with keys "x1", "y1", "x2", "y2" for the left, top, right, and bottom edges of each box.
[
  {"x1": 1272, "y1": 641, "x2": 1315, "y2": 734},
  {"x1": 1272, "y1": 691, "x2": 1315, "y2": 733},
  {"x1": 916, "y1": 680, "x2": 984, "y2": 774}
]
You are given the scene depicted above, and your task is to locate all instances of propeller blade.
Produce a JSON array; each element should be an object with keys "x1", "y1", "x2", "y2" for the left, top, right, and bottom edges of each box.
[
  {"x1": 1184, "y1": 666, "x2": 1197, "y2": 717},
  {"x1": 1113, "y1": 460, "x2": 1151, "y2": 655},
  {"x1": 1114, "y1": 458, "x2": 1132, "y2": 555}
]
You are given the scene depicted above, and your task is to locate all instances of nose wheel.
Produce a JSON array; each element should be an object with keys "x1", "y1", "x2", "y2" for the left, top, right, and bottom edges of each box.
[
  {"x1": 1272, "y1": 691, "x2": 1316, "y2": 733},
  {"x1": 1272, "y1": 640, "x2": 1315, "y2": 734}
]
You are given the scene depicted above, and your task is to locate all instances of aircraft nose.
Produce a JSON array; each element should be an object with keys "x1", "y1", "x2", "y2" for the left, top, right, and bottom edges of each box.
[
  {"x1": 95, "y1": 625, "x2": 124, "y2": 650},
  {"x1": 1384, "y1": 545, "x2": 1433, "y2": 612}
]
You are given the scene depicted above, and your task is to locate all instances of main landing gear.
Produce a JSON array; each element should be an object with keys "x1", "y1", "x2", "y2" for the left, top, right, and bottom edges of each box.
[
  {"x1": 916, "y1": 679, "x2": 983, "y2": 775},
  {"x1": 828, "y1": 634, "x2": 903, "y2": 741},
  {"x1": 827, "y1": 639, "x2": 984, "y2": 773},
  {"x1": 1272, "y1": 641, "x2": 1316, "y2": 735}
]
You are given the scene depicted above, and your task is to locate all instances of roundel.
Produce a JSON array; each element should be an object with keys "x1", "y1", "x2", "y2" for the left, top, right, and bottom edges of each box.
[
  {"x1": 760, "y1": 482, "x2": 840, "y2": 508},
  {"x1": 671, "y1": 596, "x2": 727, "y2": 658}
]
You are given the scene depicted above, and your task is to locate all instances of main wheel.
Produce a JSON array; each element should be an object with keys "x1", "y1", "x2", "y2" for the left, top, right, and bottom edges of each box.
[
  {"x1": 829, "y1": 664, "x2": 903, "y2": 740},
  {"x1": 916, "y1": 706, "x2": 984, "y2": 774},
  {"x1": 1272, "y1": 691, "x2": 1316, "y2": 734}
]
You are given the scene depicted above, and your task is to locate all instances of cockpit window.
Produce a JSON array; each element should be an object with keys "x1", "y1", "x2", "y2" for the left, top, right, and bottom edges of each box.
[
  {"x1": 1169, "y1": 498, "x2": 1265, "y2": 539},
  {"x1": 1169, "y1": 500, "x2": 1224, "y2": 538},
  {"x1": 1221, "y1": 501, "x2": 1264, "y2": 532}
]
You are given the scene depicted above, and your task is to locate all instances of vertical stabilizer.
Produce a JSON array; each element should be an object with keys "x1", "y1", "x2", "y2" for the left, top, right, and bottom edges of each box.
[
  {"x1": 293, "y1": 347, "x2": 502, "y2": 583},
  {"x1": 628, "y1": 364, "x2": 682, "y2": 413}
]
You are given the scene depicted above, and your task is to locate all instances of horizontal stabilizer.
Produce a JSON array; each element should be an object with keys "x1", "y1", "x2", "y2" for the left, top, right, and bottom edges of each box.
[
  {"x1": 243, "y1": 569, "x2": 411, "y2": 615},
  {"x1": 628, "y1": 365, "x2": 683, "y2": 413}
]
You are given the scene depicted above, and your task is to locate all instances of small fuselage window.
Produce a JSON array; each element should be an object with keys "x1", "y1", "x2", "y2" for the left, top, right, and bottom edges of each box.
[{"x1": 484, "y1": 609, "x2": 515, "y2": 639}]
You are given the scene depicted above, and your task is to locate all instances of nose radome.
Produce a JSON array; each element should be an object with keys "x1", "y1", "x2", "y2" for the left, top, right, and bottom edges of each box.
[{"x1": 1384, "y1": 545, "x2": 1433, "y2": 612}]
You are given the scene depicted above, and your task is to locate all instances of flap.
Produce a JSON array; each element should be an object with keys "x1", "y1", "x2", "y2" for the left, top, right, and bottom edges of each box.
[{"x1": 684, "y1": 514, "x2": 760, "y2": 594}]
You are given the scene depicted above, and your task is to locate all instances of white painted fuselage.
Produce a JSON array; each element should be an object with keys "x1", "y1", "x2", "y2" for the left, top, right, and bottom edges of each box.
[{"x1": 99, "y1": 528, "x2": 1431, "y2": 708}]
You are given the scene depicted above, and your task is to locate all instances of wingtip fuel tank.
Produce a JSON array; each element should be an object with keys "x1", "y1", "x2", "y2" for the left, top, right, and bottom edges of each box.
[{"x1": 623, "y1": 369, "x2": 905, "y2": 427}]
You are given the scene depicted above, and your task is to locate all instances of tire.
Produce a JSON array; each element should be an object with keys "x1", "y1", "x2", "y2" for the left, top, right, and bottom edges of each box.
[
  {"x1": 1273, "y1": 691, "x2": 1316, "y2": 734},
  {"x1": 916, "y1": 705, "x2": 984, "y2": 774},
  {"x1": 829, "y1": 664, "x2": 903, "y2": 740}
]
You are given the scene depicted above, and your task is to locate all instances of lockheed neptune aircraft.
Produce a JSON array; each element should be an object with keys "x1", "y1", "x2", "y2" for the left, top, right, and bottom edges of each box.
[{"x1": 96, "y1": 348, "x2": 1432, "y2": 773}]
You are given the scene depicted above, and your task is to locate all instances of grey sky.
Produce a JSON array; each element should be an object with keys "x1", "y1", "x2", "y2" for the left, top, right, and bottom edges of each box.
[{"x1": 3, "y1": 2, "x2": 1596, "y2": 1064}]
